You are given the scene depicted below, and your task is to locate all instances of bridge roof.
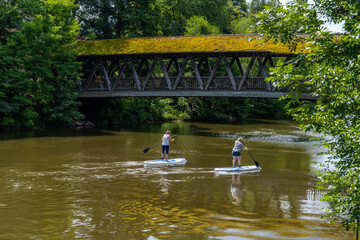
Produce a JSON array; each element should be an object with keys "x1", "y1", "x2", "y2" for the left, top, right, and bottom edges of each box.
[{"x1": 77, "y1": 34, "x2": 307, "y2": 57}]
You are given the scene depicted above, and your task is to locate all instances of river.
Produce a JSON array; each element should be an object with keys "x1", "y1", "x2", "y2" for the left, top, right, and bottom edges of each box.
[{"x1": 0, "y1": 120, "x2": 353, "y2": 239}]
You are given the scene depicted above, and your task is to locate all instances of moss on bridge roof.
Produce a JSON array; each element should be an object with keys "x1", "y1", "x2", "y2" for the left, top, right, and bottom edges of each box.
[{"x1": 77, "y1": 35, "x2": 307, "y2": 57}]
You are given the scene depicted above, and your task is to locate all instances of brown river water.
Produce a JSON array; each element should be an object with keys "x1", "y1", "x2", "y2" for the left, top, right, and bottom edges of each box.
[{"x1": 0, "y1": 120, "x2": 354, "y2": 239}]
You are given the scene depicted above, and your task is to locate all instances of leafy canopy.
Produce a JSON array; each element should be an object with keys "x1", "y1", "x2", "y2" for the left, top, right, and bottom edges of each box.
[
  {"x1": 0, "y1": 0, "x2": 82, "y2": 127},
  {"x1": 254, "y1": 0, "x2": 360, "y2": 234}
]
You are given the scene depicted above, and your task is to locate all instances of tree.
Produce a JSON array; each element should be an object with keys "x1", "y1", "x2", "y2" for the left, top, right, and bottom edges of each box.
[
  {"x1": 250, "y1": 0, "x2": 281, "y2": 14},
  {"x1": 76, "y1": 0, "x2": 162, "y2": 39},
  {"x1": 230, "y1": 17, "x2": 256, "y2": 34},
  {"x1": 157, "y1": 0, "x2": 248, "y2": 36},
  {"x1": 230, "y1": 0, "x2": 281, "y2": 34},
  {"x1": 184, "y1": 16, "x2": 221, "y2": 35},
  {"x1": 0, "y1": 0, "x2": 82, "y2": 127},
  {"x1": 254, "y1": 0, "x2": 360, "y2": 237}
]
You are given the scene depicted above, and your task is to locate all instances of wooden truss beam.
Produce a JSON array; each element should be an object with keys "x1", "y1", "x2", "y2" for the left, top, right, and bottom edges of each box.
[{"x1": 78, "y1": 52, "x2": 295, "y2": 98}]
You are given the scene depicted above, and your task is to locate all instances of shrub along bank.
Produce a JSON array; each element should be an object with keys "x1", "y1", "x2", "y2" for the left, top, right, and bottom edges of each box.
[{"x1": 79, "y1": 97, "x2": 288, "y2": 127}]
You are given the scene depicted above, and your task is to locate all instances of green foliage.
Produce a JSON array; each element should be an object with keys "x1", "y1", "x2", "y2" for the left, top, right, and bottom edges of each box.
[
  {"x1": 81, "y1": 96, "x2": 285, "y2": 126},
  {"x1": 76, "y1": 0, "x2": 162, "y2": 38},
  {"x1": 81, "y1": 97, "x2": 192, "y2": 126},
  {"x1": 0, "y1": 0, "x2": 82, "y2": 128},
  {"x1": 227, "y1": 0, "x2": 248, "y2": 19},
  {"x1": 255, "y1": 0, "x2": 360, "y2": 235},
  {"x1": 183, "y1": 97, "x2": 284, "y2": 121},
  {"x1": 76, "y1": 0, "x2": 248, "y2": 37},
  {"x1": 230, "y1": 17, "x2": 256, "y2": 34},
  {"x1": 250, "y1": 0, "x2": 281, "y2": 14},
  {"x1": 158, "y1": 98, "x2": 190, "y2": 121},
  {"x1": 318, "y1": 168, "x2": 360, "y2": 232},
  {"x1": 185, "y1": 16, "x2": 221, "y2": 36}
]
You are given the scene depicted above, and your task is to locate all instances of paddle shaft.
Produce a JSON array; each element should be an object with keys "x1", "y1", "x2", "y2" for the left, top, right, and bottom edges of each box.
[
  {"x1": 143, "y1": 134, "x2": 177, "y2": 153},
  {"x1": 243, "y1": 143, "x2": 260, "y2": 167}
]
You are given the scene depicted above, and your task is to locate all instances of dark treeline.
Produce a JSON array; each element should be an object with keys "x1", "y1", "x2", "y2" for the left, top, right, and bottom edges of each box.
[
  {"x1": 80, "y1": 97, "x2": 287, "y2": 127},
  {"x1": 0, "y1": 0, "x2": 284, "y2": 128}
]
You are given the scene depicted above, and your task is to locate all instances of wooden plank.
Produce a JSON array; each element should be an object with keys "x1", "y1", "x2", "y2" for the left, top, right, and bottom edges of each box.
[
  {"x1": 101, "y1": 62, "x2": 112, "y2": 91},
  {"x1": 256, "y1": 56, "x2": 271, "y2": 91},
  {"x1": 235, "y1": 57, "x2": 244, "y2": 76},
  {"x1": 204, "y1": 57, "x2": 218, "y2": 89},
  {"x1": 142, "y1": 57, "x2": 158, "y2": 90},
  {"x1": 83, "y1": 61, "x2": 98, "y2": 91},
  {"x1": 137, "y1": 58, "x2": 146, "y2": 73},
  {"x1": 129, "y1": 58, "x2": 142, "y2": 90},
  {"x1": 108, "y1": 61, "x2": 116, "y2": 79},
  {"x1": 112, "y1": 60, "x2": 127, "y2": 90},
  {"x1": 223, "y1": 56, "x2": 237, "y2": 90},
  {"x1": 224, "y1": 57, "x2": 236, "y2": 77},
  {"x1": 166, "y1": 58, "x2": 175, "y2": 86},
  {"x1": 268, "y1": 56, "x2": 275, "y2": 68},
  {"x1": 262, "y1": 56, "x2": 269, "y2": 67},
  {"x1": 144, "y1": 58, "x2": 151, "y2": 72},
  {"x1": 191, "y1": 57, "x2": 204, "y2": 90},
  {"x1": 205, "y1": 56, "x2": 221, "y2": 89},
  {"x1": 173, "y1": 58, "x2": 181, "y2": 72},
  {"x1": 238, "y1": 56, "x2": 255, "y2": 91},
  {"x1": 204, "y1": 57, "x2": 212, "y2": 73},
  {"x1": 159, "y1": 57, "x2": 172, "y2": 90},
  {"x1": 173, "y1": 57, "x2": 189, "y2": 90},
  {"x1": 136, "y1": 58, "x2": 147, "y2": 87},
  {"x1": 197, "y1": 57, "x2": 207, "y2": 73},
  {"x1": 173, "y1": 57, "x2": 187, "y2": 87},
  {"x1": 167, "y1": 58, "x2": 174, "y2": 72}
]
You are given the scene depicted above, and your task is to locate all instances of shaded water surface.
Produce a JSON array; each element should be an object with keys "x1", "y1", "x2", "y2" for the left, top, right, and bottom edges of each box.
[{"x1": 0, "y1": 120, "x2": 353, "y2": 239}]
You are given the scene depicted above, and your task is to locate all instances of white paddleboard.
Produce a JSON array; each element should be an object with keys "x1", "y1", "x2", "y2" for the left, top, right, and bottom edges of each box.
[
  {"x1": 144, "y1": 158, "x2": 187, "y2": 167},
  {"x1": 214, "y1": 165, "x2": 261, "y2": 172}
]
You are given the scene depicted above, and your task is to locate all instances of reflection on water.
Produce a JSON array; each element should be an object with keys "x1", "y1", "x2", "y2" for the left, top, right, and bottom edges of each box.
[
  {"x1": 230, "y1": 174, "x2": 247, "y2": 205},
  {"x1": 0, "y1": 121, "x2": 354, "y2": 239}
]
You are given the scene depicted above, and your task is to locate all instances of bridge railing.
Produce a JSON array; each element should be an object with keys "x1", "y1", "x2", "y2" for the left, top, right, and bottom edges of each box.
[{"x1": 83, "y1": 76, "x2": 268, "y2": 91}]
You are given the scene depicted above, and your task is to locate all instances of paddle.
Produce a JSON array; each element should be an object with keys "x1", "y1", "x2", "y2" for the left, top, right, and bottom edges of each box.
[
  {"x1": 143, "y1": 134, "x2": 177, "y2": 153},
  {"x1": 244, "y1": 143, "x2": 260, "y2": 168},
  {"x1": 247, "y1": 150, "x2": 260, "y2": 168}
]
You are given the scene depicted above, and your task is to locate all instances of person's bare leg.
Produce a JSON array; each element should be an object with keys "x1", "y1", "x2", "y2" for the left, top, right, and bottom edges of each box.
[
  {"x1": 233, "y1": 156, "x2": 236, "y2": 167},
  {"x1": 165, "y1": 153, "x2": 168, "y2": 161},
  {"x1": 238, "y1": 156, "x2": 241, "y2": 167}
]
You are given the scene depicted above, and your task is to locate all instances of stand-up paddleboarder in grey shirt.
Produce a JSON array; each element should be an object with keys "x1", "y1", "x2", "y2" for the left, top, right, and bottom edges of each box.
[{"x1": 232, "y1": 137, "x2": 248, "y2": 167}]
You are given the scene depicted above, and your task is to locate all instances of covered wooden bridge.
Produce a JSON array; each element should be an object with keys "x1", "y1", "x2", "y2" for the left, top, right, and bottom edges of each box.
[{"x1": 77, "y1": 35, "x2": 308, "y2": 99}]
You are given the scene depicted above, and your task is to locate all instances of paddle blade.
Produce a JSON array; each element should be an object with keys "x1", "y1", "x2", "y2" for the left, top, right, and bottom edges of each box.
[
  {"x1": 143, "y1": 148, "x2": 150, "y2": 153},
  {"x1": 247, "y1": 150, "x2": 260, "y2": 168}
]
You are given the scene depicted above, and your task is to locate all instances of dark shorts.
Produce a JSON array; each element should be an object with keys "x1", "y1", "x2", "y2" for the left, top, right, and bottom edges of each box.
[
  {"x1": 232, "y1": 151, "x2": 241, "y2": 157},
  {"x1": 162, "y1": 145, "x2": 169, "y2": 154}
]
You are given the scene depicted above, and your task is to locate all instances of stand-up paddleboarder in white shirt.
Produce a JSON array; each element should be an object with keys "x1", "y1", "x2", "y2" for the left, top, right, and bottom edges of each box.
[{"x1": 161, "y1": 130, "x2": 175, "y2": 161}]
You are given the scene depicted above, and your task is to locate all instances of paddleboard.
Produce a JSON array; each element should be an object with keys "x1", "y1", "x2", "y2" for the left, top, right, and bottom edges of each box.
[
  {"x1": 144, "y1": 158, "x2": 186, "y2": 167},
  {"x1": 214, "y1": 165, "x2": 261, "y2": 172}
]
